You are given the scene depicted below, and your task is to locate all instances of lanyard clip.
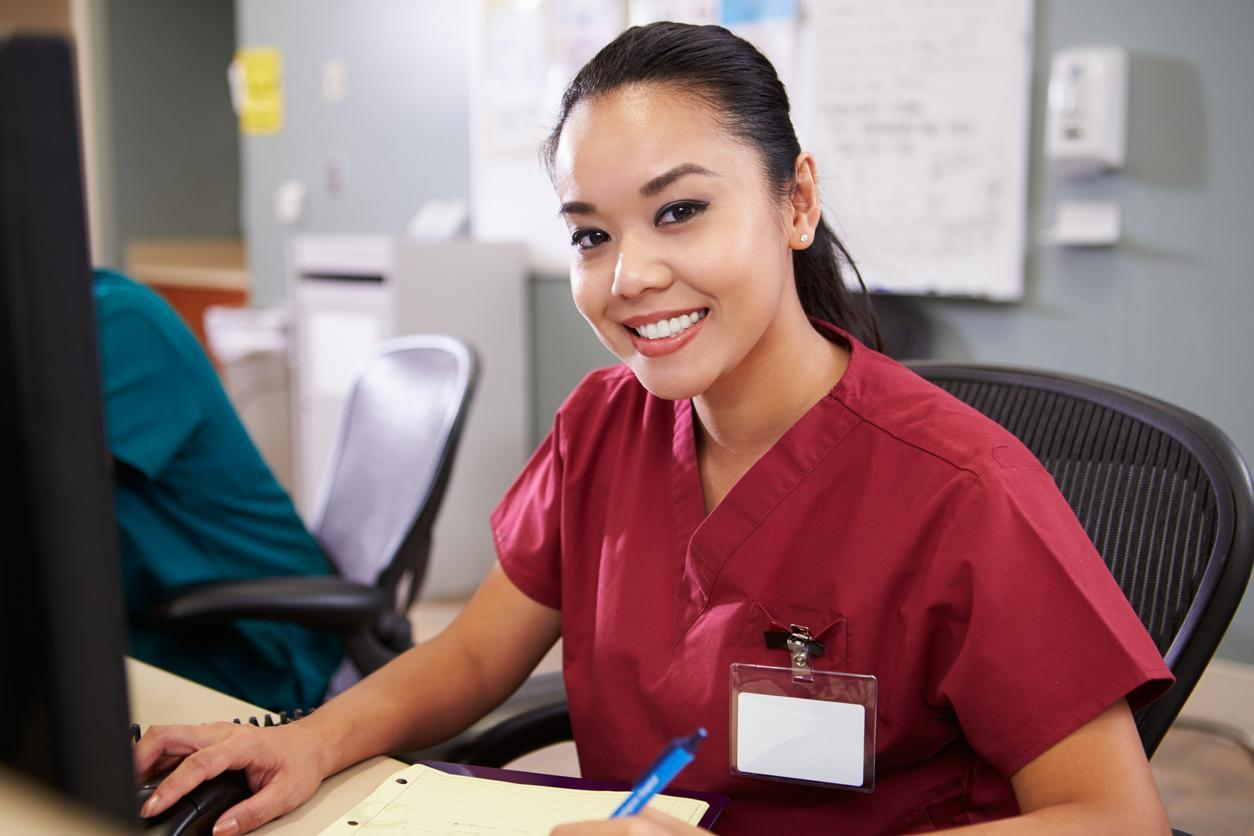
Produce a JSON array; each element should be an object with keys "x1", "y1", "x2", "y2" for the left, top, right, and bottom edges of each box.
[
  {"x1": 764, "y1": 623, "x2": 824, "y2": 681},
  {"x1": 786, "y1": 624, "x2": 815, "y2": 676}
]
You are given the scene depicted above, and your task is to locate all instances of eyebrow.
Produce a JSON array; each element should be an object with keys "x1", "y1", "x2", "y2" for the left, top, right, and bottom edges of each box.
[
  {"x1": 557, "y1": 163, "x2": 720, "y2": 217},
  {"x1": 641, "y1": 163, "x2": 719, "y2": 197}
]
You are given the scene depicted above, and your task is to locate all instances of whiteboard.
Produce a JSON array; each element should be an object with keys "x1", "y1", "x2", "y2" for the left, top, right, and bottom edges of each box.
[
  {"x1": 796, "y1": 0, "x2": 1034, "y2": 299},
  {"x1": 470, "y1": 0, "x2": 1035, "y2": 299}
]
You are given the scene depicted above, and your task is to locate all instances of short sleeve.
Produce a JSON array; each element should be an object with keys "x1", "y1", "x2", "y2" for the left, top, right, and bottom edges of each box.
[
  {"x1": 491, "y1": 415, "x2": 565, "y2": 611},
  {"x1": 97, "y1": 308, "x2": 203, "y2": 479},
  {"x1": 923, "y1": 464, "x2": 1173, "y2": 778}
]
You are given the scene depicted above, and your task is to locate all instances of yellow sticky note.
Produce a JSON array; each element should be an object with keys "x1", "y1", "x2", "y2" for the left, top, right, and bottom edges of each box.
[{"x1": 234, "y1": 47, "x2": 283, "y2": 135}]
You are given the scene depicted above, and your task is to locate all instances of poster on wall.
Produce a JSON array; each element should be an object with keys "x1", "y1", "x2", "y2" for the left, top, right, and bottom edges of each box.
[
  {"x1": 473, "y1": 0, "x2": 626, "y2": 271},
  {"x1": 228, "y1": 47, "x2": 284, "y2": 136}
]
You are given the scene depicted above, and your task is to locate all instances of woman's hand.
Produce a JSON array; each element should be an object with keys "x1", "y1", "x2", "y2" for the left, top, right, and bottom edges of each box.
[
  {"x1": 134, "y1": 719, "x2": 334, "y2": 835},
  {"x1": 551, "y1": 808, "x2": 708, "y2": 835}
]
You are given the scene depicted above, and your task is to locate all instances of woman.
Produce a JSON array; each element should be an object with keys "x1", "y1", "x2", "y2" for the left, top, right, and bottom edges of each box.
[{"x1": 136, "y1": 23, "x2": 1172, "y2": 835}]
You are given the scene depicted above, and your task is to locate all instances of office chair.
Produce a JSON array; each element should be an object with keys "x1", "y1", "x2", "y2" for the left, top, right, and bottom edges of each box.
[
  {"x1": 909, "y1": 363, "x2": 1254, "y2": 757},
  {"x1": 154, "y1": 335, "x2": 479, "y2": 683},
  {"x1": 456, "y1": 362, "x2": 1253, "y2": 769}
]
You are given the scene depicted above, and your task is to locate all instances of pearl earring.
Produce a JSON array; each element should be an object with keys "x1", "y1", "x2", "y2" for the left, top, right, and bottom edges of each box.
[{"x1": 799, "y1": 233, "x2": 809, "y2": 243}]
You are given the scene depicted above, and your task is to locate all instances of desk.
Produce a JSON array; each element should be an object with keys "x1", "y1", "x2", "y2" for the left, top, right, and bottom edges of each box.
[
  {"x1": 128, "y1": 658, "x2": 404, "y2": 835},
  {"x1": 0, "y1": 766, "x2": 133, "y2": 834}
]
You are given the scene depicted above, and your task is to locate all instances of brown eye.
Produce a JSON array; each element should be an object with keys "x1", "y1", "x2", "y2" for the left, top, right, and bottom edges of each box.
[
  {"x1": 571, "y1": 228, "x2": 610, "y2": 250},
  {"x1": 656, "y1": 200, "x2": 708, "y2": 226}
]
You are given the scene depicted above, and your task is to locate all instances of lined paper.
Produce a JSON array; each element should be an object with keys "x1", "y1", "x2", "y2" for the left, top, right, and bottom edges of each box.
[{"x1": 318, "y1": 764, "x2": 709, "y2": 835}]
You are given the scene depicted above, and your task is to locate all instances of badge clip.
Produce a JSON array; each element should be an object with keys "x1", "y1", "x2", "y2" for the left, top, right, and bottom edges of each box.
[{"x1": 763, "y1": 623, "x2": 823, "y2": 682}]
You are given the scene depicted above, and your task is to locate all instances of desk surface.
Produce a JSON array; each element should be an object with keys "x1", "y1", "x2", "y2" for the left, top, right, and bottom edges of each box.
[
  {"x1": 0, "y1": 766, "x2": 133, "y2": 835},
  {"x1": 128, "y1": 658, "x2": 404, "y2": 835}
]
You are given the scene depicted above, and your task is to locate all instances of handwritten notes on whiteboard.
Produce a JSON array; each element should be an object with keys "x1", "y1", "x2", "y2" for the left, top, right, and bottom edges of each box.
[{"x1": 800, "y1": 0, "x2": 1034, "y2": 299}]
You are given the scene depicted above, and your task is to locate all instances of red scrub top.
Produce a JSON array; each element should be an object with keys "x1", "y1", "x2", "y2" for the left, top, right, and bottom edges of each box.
[{"x1": 492, "y1": 323, "x2": 1171, "y2": 834}]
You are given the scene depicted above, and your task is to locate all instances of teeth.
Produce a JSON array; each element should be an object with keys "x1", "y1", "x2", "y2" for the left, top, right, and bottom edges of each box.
[{"x1": 632, "y1": 309, "x2": 706, "y2": 340}]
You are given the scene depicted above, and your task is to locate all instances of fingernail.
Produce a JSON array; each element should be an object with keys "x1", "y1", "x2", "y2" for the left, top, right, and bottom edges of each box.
[
  {"x1": 140, "y1": 793, "x2": 160, "y2": 817},
  {"x1": 213, "y1": 817, "x2": 239, "y2": 835}
]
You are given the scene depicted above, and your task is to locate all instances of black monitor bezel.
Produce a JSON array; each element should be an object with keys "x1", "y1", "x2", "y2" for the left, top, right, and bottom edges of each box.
[{"x1": 0, "y1": 34, "x2": 136, "y2": 825}]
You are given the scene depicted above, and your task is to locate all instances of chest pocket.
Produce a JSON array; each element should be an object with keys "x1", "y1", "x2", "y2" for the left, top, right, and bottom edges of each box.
[{"x1": 738, "y1": 600, "x2": 848, "y2": 671}]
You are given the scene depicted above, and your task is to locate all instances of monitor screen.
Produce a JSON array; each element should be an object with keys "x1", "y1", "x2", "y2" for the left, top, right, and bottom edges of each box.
[{"x1": 0, "y1": 35, "x2": 136, "y2": 824}]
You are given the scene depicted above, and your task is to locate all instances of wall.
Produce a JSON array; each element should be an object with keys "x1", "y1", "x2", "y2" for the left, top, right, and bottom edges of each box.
[
  {"x1": 235, "y1": 0, "x2": 472, "y2": 305},
  {"x1": 96, "y1": 0, "x2": 239, "y2": 268}
]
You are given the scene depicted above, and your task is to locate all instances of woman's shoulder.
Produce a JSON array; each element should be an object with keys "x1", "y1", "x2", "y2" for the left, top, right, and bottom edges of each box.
[
  {"x1": 551, "y1": 364, "x2": 677, "y2": 456},
  {"x1": 837, "y1": 346, "x2": 1041, "y2": 480},
  {"x1": 557, "y1": 363, "x2": 650, "y2": 421}
]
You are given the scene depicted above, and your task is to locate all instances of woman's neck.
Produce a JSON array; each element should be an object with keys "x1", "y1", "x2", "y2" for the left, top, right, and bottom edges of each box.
[{"x1": 692, "y1": 304, "x2": 849, "y2": 504}]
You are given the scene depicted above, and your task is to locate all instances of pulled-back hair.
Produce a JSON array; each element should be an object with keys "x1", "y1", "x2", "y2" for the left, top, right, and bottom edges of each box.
[{"x1": 542, "y1": 21, "x2": 881, "y2": 350}]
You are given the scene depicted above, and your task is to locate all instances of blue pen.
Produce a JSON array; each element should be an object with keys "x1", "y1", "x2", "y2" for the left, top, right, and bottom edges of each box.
[{"x1": 610, "y1": 727, "x2": 708, "y2": 818}]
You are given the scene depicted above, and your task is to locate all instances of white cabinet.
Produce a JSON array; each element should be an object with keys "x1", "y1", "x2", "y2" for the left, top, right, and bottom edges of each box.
[{"x1": 289, "y1": 235, "x2": 528, "y2": 599}]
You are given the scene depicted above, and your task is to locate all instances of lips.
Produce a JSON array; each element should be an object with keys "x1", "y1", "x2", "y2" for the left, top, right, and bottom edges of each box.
[
  {"x1": 623, "y1": 307, "x2": 707, "y2": 331},
  {"x1": 624, "y1": 308, "x2": 708, "y2": 358}
]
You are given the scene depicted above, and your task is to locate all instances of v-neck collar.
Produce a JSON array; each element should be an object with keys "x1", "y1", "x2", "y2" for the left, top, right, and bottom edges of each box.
[{"x1": 668, "y1": 322, "x2": 866, "y2": 637}]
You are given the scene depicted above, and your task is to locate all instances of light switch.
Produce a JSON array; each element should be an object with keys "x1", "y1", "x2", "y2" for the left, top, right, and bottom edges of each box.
[
  {"x1": 323, "y1": 58, "x2": 349, "y2": 103},
  {"x1": 274, "y1": 180, "x2": 306, "y2": 225},
  {"x1": 326, "y1": 156, "x2": 348, "y2": 198}
]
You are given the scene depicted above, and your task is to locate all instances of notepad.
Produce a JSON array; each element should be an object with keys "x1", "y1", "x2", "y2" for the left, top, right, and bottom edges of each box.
[{"x1": 319, "y1": 763, "x2": 710, "y2": 834}]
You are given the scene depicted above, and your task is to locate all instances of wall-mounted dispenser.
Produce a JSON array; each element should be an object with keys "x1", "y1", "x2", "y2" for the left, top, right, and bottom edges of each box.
[{"x1": 1045, "y1": 46, "x2": 1129, "y2": 178}]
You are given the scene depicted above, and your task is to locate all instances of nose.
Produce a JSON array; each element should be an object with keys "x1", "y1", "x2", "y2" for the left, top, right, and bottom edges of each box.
[{"x1": 610, "y1": 235, "x2": 671, "y2": 299}]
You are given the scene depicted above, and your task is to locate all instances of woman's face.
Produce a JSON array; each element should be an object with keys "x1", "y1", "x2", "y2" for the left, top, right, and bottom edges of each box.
[{"x1": 552, "y1": 85, "x2": 799, "y2": 401}]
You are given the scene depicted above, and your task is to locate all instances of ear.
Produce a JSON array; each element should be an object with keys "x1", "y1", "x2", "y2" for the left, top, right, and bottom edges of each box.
[{"x1": 789, "y1": 152, "x2": 822, "y2": 250}]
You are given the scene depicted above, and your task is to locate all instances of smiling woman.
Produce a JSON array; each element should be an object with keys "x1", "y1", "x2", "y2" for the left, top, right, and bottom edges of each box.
[
  {"x1": 508, "y1": 22, "x2": 1173, "y2": 835},
  {"x1": 131, "y1": 22, "x2": 1173, "y2": 836},
  {"x1": 552, "y1": 85, "x2": 830, "y2": 407}
]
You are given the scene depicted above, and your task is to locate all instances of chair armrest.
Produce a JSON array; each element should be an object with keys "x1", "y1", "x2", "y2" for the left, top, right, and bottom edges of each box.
[
  {"x1": 455, "y1": 699, "x2": 572, "y2": 768},
  {"x1": 155, "y1": 576, "x2": 388, "y2": 632},
  {"x1": 406, "y1": 671, "x2": 570, "y2": 767}
]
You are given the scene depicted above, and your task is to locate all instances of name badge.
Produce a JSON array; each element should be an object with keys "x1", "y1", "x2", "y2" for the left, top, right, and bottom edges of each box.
[{"x1": 729, "y1": 624, "x2": 877, "y2": 792}]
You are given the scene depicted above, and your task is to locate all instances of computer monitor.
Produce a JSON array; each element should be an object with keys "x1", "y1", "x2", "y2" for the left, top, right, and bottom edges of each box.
[{"x1": 0, "y1": 35, "x2": 136, "y2": 824}]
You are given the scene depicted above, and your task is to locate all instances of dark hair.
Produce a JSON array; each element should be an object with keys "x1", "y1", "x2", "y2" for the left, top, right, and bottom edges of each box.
[{"x1": 542, "y1": 21, "x2": 881, "y2": 350}]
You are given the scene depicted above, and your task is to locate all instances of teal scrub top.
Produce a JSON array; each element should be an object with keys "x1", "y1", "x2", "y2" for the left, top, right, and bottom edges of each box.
[{"x1": 93, "y1": 269, "x2": 341, "y2": 711}]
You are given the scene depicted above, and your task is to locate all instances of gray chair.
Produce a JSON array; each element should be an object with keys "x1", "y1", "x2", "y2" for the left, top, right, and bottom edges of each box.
[
  {"x1": 156, "y1": 335, "x2": 479, "y2": 686},
  {"x1": 458, "y1": 362, "x2": 1254, "y2": 780}
]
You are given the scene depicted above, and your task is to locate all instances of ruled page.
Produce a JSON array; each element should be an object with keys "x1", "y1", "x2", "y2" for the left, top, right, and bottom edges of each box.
[{"x1": 318, "y1": 764, "x2": 709, "y2": 835}]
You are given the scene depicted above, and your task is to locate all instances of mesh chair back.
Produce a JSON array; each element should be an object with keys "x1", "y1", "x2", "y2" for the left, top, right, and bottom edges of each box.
[
  {"x1": 311, "y1": 335, "x2": 477, "y2": 614},
  {"x1": 908, "y1": 362, "x2": 1253, "y2": 755}
]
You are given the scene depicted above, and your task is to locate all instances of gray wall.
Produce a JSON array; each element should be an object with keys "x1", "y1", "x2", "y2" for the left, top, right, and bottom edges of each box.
[
  {"x1": 530, "y1": 0, "x2": 1254, "y2": 664},
  {"x1": 236, "y1": 0, "x2": 472, "y2": 305},
  {"x1": 98, "y1": 0, "x2": 239, "y2": 268}
]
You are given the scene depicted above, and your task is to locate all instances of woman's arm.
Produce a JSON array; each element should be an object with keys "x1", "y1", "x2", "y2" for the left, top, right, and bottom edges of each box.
[
  {"x1": 936, "y1": 699, "x2": 1171, "y2": 835},
  {"x1": 134, "y1": 565, "x2": 560, "y2": 834},
  {"x1": 308, "y1": 565, "x2": 562, "y2": 769}
]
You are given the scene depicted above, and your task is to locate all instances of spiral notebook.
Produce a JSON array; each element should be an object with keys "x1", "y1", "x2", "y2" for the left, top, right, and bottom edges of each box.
[{"x1": 319, "y1": 761, "x2": 727, "y2": 834}]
